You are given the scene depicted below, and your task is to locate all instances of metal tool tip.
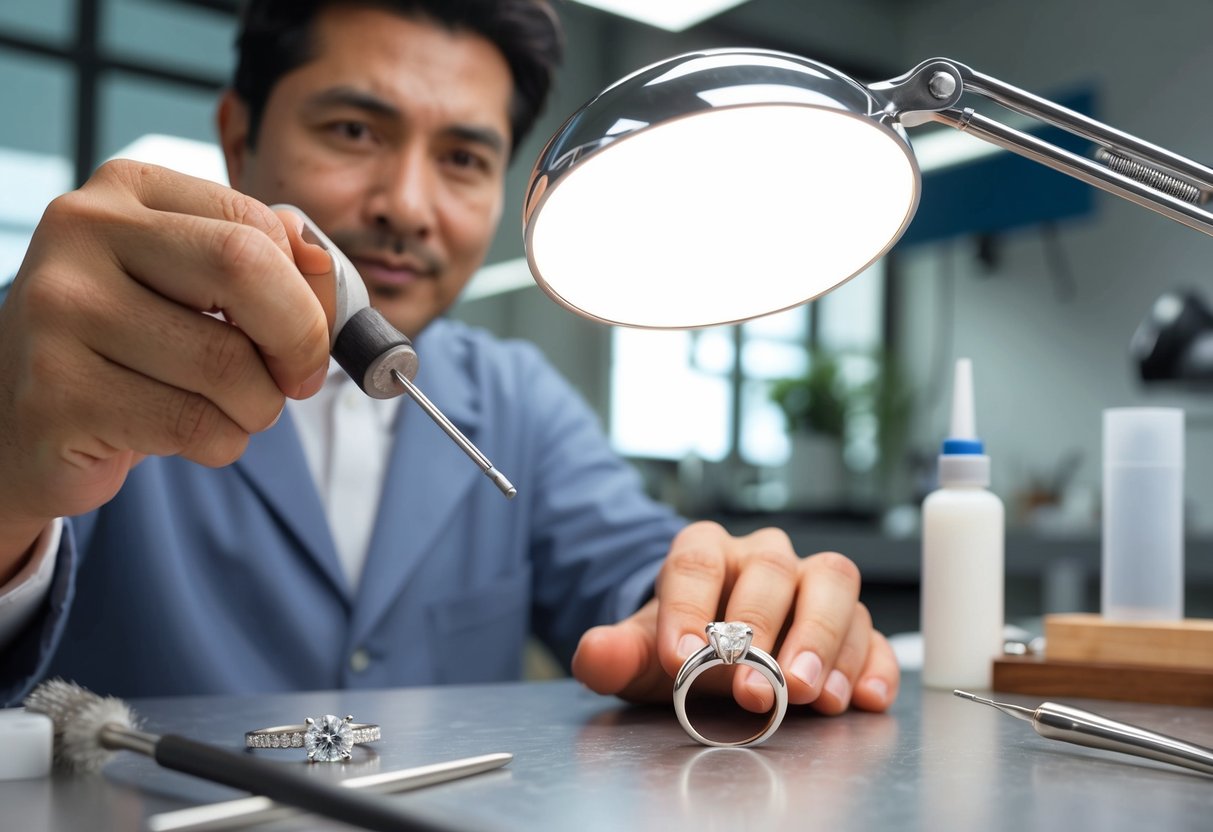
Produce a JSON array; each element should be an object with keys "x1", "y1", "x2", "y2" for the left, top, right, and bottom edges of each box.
[
  {"x1": 953, "y1": 690, "x2": 978, "y2": 700},
  {"x1": 488, "y1": 468, "x2": 517, "y2": 499}
]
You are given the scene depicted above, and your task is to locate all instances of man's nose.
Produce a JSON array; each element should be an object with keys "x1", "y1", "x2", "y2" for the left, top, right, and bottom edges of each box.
[{"x1": 369, "y1": 146, "x2": 437, "y2": 242}]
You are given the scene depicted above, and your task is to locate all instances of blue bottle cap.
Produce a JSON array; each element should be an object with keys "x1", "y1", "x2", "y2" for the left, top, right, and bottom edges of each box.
[{"x1": 942, "y1": 438, "x2": 984, "y2": 455}]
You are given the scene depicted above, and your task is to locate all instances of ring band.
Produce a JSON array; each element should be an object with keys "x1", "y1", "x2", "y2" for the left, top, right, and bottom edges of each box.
[
  {"x1": 673, "y1": 622, "x2": 788, "y2": 748},
  {"x1": 245, "y1": 715, "x2": 380, "y2": 762}
]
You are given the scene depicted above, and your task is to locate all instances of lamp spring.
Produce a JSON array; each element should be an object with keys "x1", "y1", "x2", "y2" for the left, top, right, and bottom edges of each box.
[{"x1": 1095, "y1": 148, "x2": 1202, "y2": 204}]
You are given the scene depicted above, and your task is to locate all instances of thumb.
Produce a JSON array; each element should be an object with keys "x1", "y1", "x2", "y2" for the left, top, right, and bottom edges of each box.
[
  {"x1": 572, "y1": 599, "x2": 672, "y2": 702},
  {"x1": 275, "y1": 207, "x2": 338, "y2": 336}
]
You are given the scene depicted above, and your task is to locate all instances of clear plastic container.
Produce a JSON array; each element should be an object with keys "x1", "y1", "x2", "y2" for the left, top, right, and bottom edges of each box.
[{"x1": 1101, "y1": 407, "x2": 1184, "y2": 621}]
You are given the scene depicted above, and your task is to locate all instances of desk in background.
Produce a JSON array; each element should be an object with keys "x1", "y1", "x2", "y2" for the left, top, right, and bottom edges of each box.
[{"x1": 2, "y1": 675, "x2": 1210, "y2": 831}]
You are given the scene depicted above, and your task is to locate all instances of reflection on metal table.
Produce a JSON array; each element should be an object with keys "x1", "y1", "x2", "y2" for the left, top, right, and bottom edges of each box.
[{"x1": 3, "y1": 673, "x2": 1211, "y2": 831}]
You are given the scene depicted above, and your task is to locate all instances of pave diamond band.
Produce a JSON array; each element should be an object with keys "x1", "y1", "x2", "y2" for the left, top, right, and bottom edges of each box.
[
  {"x1": 673, "y1": 621, "x2": 789, "y2": 748},
  {"x1": 245, "y1": 715, "x2": 381, "y2": 762},
  {"x1": 245, "y1": 726, "x2": 381, "y2": 748}
]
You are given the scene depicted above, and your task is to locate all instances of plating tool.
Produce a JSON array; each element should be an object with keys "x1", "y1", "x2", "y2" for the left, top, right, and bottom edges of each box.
[
  {"x1": 954, "y1": 689, "x2": 1213, "y2": 776},
  {"x1": 277, "y1": 205, "x2": 516, "y2": 499},
  {"x1": 24, "y1": 679, "x2": 458, "y2": 832}
]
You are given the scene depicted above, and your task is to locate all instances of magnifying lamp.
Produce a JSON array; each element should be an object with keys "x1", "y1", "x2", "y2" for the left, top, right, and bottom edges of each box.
[{"x1": 523, "y1": 50, "x2": 1213, "y2": 329}]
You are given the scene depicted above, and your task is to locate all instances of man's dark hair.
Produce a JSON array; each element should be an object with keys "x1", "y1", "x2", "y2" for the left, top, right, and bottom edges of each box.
[{"x1": 233, "y1": 0, "x2": 564, "y2": 156}]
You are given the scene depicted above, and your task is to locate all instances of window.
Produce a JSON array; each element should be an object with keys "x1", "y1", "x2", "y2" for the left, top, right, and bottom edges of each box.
[
  {"x1": 0, "y1": 0, "x2": 236, "y2": 287},
  {"x1": 0, "y1": 0, "x2": 75, "y2": 45},
  {"x1": 609, "y1": 262, "x2": 887, "y2": 472},
  {"x1": 0, "y1": 48, "x2": 74, "y2": 285},
  {"x1": 101, "y1": 0, "x2": 235, "y2": 79}
]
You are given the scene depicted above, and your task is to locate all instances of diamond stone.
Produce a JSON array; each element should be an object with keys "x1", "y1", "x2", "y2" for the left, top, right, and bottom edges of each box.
[
  {"x1": 707, "y1": 621, "x2": 752, "y2": 664},
  {"x1": 304, "y1": 715, "x2": 354, "y2": 762}
]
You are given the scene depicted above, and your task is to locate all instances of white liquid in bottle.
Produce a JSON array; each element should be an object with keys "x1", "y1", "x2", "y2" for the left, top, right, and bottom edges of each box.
[{"x1": 921, "y1": 358, "x2": 1005, "y2": 690}]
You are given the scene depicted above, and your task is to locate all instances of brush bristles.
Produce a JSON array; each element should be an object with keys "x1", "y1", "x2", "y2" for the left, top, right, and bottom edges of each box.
[{"x1": 23, "y1": 678, "x2": 139, "y2": 772}]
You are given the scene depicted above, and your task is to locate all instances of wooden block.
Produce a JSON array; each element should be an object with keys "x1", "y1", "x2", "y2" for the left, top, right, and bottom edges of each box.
[
  {"x1": 992, "y1": 654, "x2": 1213, "y2": 708},
  {"x1": 1044, "y1": 613, "x2": 1213, "y2": 670}
]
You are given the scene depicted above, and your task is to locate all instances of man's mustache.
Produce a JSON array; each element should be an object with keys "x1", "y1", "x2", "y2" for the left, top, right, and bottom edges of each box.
[{"x1": 327, "y1": 227, "x2": 443, "y2": 275}]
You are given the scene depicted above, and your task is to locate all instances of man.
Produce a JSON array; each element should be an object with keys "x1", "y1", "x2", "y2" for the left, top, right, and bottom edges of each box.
[{"x1": 0, "y1": 0, "x2": 898, "y2": 717}]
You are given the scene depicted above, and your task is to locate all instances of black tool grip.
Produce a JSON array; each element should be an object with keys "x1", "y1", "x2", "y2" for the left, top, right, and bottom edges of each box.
[
  {"x1": 333, "y1": 307, "x2": 416, "y2": 396},
  {"x1": 154, "y1": 734, "x2": 454, "y2": 832}
]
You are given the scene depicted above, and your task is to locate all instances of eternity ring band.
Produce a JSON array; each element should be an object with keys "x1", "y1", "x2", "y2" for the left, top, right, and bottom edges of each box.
[
  {"x1": 673, "y1": 622, "x2": 788, "y2": 748},
  {"x1": 245, "y1": 714, "x2": 381, "y2": 762}
]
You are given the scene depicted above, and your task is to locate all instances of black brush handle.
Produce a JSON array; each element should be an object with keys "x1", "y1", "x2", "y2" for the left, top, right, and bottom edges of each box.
[{"x1": 154, "y1": 734, "x2": 452, "y2": 832}]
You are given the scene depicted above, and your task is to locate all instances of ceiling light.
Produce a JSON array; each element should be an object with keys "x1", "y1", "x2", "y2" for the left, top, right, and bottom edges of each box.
[{"x1": 571, "y1": 0, "x2": 750, "y2": 32}]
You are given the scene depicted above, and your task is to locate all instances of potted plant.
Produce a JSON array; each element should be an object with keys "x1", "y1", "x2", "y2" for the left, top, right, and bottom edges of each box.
[
  {"x1": 769, "y1": 353, "x2": 850, "y2": 509},
  {"x1": 770, "y1": 350, "x2": 915, "y2": 510},
  {"x1": 769, "y1": 353, "x2": 848, "y2": 439}
]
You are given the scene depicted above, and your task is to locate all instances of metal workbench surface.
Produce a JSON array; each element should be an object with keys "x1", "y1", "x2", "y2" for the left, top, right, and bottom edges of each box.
[{"x1": 3, "y1": 673, "x2": 1210, "y2": 831}]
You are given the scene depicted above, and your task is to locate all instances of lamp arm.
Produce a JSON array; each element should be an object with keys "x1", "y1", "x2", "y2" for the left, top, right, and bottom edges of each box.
[
  {"x1": 923, "y1": 107, "x2": 1213, "y2": 237},
  {"x1": 879, "y1": 57, "x2": 1213, "y2": 237},
  {"x1": 960, "y1": 66, "x2": 1213, "y2": 189}
]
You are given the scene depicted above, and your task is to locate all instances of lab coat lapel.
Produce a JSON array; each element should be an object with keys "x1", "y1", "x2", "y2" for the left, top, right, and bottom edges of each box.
[
  {"x1": 232, "y1": 409, "x2": 349, "y2": 600},
  {"x1": 350, "y1": 322, "x2": 480, "y2": 645}
]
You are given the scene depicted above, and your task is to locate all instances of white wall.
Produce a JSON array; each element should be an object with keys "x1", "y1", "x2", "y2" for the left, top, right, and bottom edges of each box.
[{"x1": 894, "y1": 0, "x2": 1213, "y2": 529}]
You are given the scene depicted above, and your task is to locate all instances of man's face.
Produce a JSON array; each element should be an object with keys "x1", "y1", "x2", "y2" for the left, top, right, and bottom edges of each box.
[{"x1": 223, "y1": 7, "x2": 513, "y2": 339}]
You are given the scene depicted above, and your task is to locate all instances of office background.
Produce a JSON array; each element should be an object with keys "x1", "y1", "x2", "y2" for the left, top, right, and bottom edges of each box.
[{"x1": 3, "y1": 0, "x2": 1212, "y2": 635}]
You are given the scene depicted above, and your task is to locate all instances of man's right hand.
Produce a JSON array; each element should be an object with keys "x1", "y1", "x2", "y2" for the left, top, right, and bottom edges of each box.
[{"x1": 0, "y1": 161, "x2": 334, "y2": 573}]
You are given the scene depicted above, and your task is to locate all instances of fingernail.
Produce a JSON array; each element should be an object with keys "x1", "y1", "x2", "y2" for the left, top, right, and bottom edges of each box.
[
  {"x1": 744, "y1": 669, "x2": 773, "y2": 710},
  {"x1": 790, "y1": 651, "x2": 824, "y2": 689},
  {"x1": 268, "y1": 402, "x2": 285, "y2": 428},
  {"x1": 295, "y1": 365, "x2": 328, "y2": 399},
  {"x1": 860, "y1": 677, "x2": 889, "y2": 704},
  {"x1": 300, "y1": 245, "x2": 335, "y2": 276},
  {"x1": 677, "y1": 634, "x2": 706, "y2": 661},
  {"x1": 824, "y1": 669, "x2": 851, "y2": 705}
]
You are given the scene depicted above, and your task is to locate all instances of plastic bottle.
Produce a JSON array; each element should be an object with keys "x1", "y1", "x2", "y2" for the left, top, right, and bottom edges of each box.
[
  {"x1": 921, "y1": 358, "x2": 1005, "y2": 690},
  {"x1": 1102, "y1": 407, "x2": 1184, "y2": 620}
]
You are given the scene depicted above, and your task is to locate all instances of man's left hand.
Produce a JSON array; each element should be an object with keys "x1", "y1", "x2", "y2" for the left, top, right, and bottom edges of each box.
[{"x1": 571, "y1": 521, "x2": 900, "y2": 714}]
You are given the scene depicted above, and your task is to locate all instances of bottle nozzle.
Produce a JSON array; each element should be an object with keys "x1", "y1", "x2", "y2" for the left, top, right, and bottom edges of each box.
[
  {"x1": 941, "y1": 357, "x2": 985, "y2": 465},
  {"x1": 950, "y1": 358, "x2": 976, "y2": 440}
]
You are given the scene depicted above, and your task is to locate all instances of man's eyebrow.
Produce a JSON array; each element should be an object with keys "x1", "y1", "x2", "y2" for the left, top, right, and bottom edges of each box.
[
  {"x1": 303, "y1": 86, "x2": 400, "y2": 118},
  {"x1": 446, "y1": 125, "x2": 508, "y2": 157},
  {"x1": 302, "y1": 86, "x2": 508, "y2": 157}
]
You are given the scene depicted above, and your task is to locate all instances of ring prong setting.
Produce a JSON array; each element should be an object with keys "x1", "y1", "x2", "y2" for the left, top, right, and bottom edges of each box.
[
  {"x1": 304, "y1": 713, "x2": 356, "y2": 763},
  {"x1": 706, "y1": 621, "x2": 753, "y2": 665}
]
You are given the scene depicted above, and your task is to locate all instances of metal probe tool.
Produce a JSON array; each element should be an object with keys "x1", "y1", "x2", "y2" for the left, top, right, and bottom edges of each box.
[
  {"x1": 389, "y1": 368, "x2": 516, "y2": 497},
  {"x1": 954, "y1": 689, "x2": 1213, "y2": 776},
  {"x1": 276, "y1": 205, "x2": 516, "y2": 499}
]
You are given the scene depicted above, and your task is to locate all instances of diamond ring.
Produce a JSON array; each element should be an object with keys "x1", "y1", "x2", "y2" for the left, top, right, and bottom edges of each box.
[
  {"x1": 672, "y1": 622, "x2": 788, "y2": 748},
  {"x1": 245, "y1": 715, "x2": 381, "y2": 762}
]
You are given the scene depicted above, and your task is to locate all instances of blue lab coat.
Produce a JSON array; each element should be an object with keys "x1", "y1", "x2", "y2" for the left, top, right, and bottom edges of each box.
[{"x1": 2, "y1": 318, "x2": 683, "y2": 704}]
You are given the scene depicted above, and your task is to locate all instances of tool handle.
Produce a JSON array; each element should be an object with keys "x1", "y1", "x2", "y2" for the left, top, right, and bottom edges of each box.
[
  {"x1": 154, "y1": 734, "x2": 453, "y2": 832},
  {"x1": 1034, "y1": 703, "x2": 1213, "y2": 776},
  {"x1": 332, "y1": 306, "x2": 420, "y2": 399}
]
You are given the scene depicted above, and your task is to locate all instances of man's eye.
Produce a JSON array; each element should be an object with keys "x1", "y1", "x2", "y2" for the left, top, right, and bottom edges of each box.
[
  {"x1": 333, "y1": 121, "x2": 369, "y2": 141},
  {"x1": 448, "y1": 148, "x2": 487, "y2": 170}
]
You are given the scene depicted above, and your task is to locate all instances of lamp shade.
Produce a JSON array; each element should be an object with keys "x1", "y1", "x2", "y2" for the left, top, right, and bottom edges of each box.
[{"x1": 523, "y1": 48, "x2": 921, "y2": 329}]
